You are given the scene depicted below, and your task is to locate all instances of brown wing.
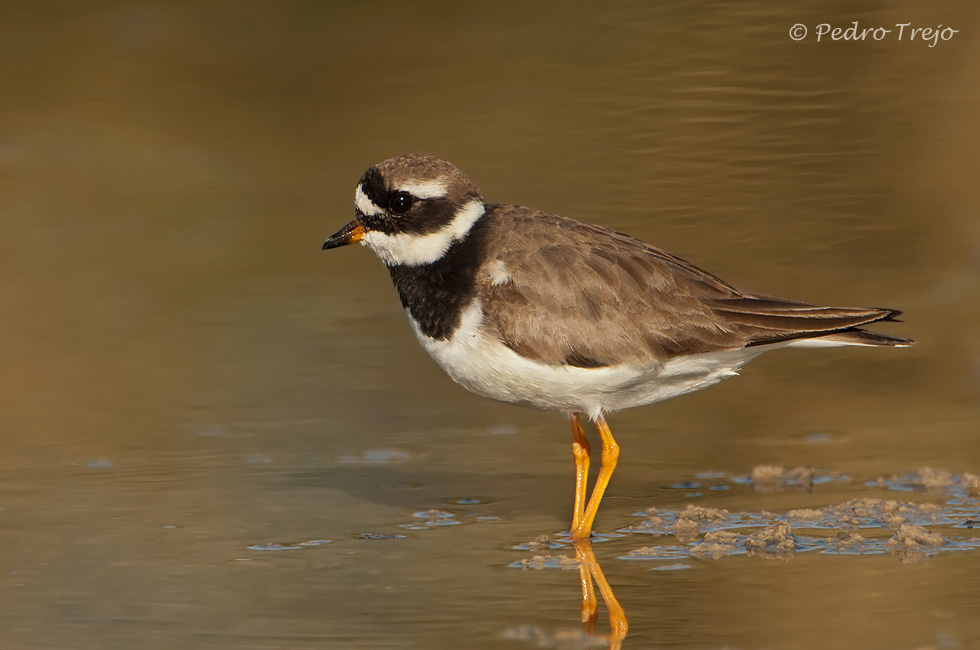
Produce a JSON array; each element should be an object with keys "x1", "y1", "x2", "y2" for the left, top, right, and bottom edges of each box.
[
  {"x1": 476, "y1": 205, "x2": 910, "y2": 367},
  {"x1": 476, "y1": 206, "x2": 745, "y2": 367}
]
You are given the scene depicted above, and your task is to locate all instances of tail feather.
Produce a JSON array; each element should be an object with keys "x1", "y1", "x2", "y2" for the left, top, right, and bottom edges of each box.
[
  {"x1": 788, "y1": 328, "x2": 914, "y2": 348},
  {"x1": 710, "y1": 294, "x2": 913, "y2": 348}
]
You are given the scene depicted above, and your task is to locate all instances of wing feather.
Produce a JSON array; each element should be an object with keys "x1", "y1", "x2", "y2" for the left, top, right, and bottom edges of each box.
[{"x1": 474, "y1": 206, "x2": 911, "y2": 366}]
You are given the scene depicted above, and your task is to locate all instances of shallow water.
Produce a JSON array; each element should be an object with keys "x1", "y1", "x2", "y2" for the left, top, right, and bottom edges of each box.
[{"x1": 1, "y1": 1, "x2": 979, "y2": 649}]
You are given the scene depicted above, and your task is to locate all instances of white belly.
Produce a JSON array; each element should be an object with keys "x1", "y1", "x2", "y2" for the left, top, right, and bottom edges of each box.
[{"x1": 407, "y1": 300, "x2": 767, "y2": 420}]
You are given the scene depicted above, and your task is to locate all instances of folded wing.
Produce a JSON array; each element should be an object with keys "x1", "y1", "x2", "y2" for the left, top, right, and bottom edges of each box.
[{"x1": 476, "y1": 206, "x2": 911, "y2": 368}]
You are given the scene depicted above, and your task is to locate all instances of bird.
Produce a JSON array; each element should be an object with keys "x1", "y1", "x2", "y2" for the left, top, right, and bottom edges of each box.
[{"x1": 323, "y1": 154, "x2": 913, "y2": 542}]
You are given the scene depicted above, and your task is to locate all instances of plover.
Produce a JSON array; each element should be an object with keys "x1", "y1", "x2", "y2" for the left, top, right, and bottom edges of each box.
[{"x1": 323, "y1": 154, "x2": 912, "y2": 541}]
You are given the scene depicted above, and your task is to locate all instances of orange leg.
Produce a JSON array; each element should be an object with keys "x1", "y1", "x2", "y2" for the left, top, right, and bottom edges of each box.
[
  {"x1": 569, "y1": 413, "x2": 591, "y2": 533},
  {"x1": 576, "y1": 553, "x2": 598, "y2": 631},
  {"x1": 573, "y1": 538, "x2": 629, "y2": 647},
  {"x1": 570, "y1": 415, "x2": 619, "y2": 541},
  {"x1": 569, "y1": 414, "x2": 598, "y2": 627}
]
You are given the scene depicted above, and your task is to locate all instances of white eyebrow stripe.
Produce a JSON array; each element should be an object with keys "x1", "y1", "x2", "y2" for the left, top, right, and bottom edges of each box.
[
  {"x1": 396, "y1": 179, "x2": 449, "y2": 199},
  {"x1": 355, "y1": 184, "x2": 383, "y2": 216}
]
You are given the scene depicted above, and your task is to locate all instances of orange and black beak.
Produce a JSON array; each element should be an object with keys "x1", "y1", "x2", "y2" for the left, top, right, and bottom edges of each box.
[{"x1": 322, "y1": 221, "x2": 366, "y2": 250}]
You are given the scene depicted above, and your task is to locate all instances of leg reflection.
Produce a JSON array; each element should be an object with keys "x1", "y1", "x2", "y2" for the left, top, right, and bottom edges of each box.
[{"x1": 572, "y1": 537, "x2": 628, "y2": 648}]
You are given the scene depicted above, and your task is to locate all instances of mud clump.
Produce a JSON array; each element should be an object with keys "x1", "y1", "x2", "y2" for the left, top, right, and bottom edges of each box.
[
  {"x1": 672, "y1": 517, "x2": 700, "y2": 543},
  {"x1": 828, "y1": 529, "x2": 870, "y2": 553},
  {"x1": 892, "y1": 523, "x2": 945, "y2": 547},
  {"x1": 876, "y1": 467, "x2": 980, "y2": 497},
  {"x1": 751, "y1": 465, "x2": 815, "y2": 494},
  {"x1": 519, "y1": 535, "x2": 562, "y2": 553},
  {"x1": 622, "y1": 511, "x2": 668, "y2": 535},
  {"x1": 622, "y1": 504, "x2": 733, "y2": 536},
  {"x1": 744, "y1": 522, "x2": 796, "y2": 560},
  {"x1": 515, "y1": 555, "x2": 581, "y2": 570},
  {"x1": 784, "y1": 498, "x2": 945, "y2": 529},
  {"x1": 691, "y1": 530, "x2": 745, "y2": 559},
  {"x1": 610, "y1": 465, "x2": 980, "y2": 566},
  {"x1": 877, "y1": 467, "x2": 954, "y2": 491},
  {"x1": 888, "y1": 523, "x2": 947, "y2": 564},
  {"x1": 620, "y1": 546, "x2": 685, "y2": 560},
  {"x1": 690, "y1": 522, "x2": 798, "y2": 561},
  {"x1": 677, "y1": 504, "x2": 730, "y2": 522},
  {"x1": 783, "y1": 507, "x2": 824, "y2": 522}
]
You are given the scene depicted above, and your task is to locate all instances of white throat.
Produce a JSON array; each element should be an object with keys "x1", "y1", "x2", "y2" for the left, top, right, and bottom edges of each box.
[{"x1": 361, "y1": 199, "x2": 485, "y2": 267}]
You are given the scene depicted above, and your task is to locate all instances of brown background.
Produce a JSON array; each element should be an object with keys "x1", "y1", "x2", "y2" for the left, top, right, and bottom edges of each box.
[{"x1": 0, "y1": 1, "x2": 977, "y2": 648}]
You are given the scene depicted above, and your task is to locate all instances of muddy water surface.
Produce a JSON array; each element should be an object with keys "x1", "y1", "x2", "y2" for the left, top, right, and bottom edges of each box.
[{"x1": 1, "y1": 2, "x2": 978, "y2": 649}]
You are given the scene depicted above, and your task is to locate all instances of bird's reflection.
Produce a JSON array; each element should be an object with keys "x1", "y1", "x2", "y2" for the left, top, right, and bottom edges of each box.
[{"x1": 571, "y1": 537, "x2": 628, "y2": 648}]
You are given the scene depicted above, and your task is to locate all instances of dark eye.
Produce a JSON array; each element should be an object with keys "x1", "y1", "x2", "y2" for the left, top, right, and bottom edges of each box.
[{"x1": 387, "y1": 193, "x2": 414, "y2": 215}]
